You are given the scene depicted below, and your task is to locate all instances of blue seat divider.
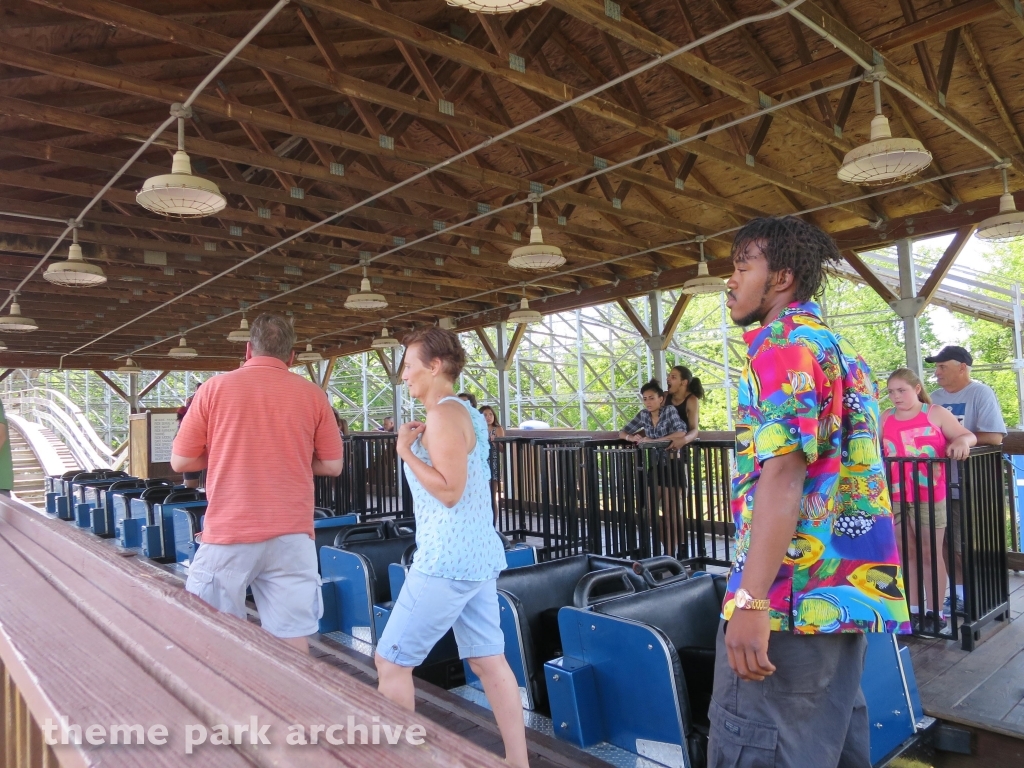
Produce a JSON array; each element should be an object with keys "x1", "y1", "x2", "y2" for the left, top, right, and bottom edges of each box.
[
  {"x1": 548, "y1": 606, "x2": 685, "y2": 762},
  {"x1": 318, "y1": 546, "x2": 373, "y2": 637},
  {"x1": 545, "y1": 610, "x2": 924, "y2": 768}
]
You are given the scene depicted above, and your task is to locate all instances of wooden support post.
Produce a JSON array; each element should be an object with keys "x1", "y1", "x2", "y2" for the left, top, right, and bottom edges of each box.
[
  {"x1": 616, "y1": 298, "x2": 650, "y2": 338},
  {"x1": 94, "y1": 371, "x2": 130, "y2": 406},
  {"x1": 505, "y1": 324, "x2": 528, "y2": 366},
  {"x1": 660, "y1": 293, "x2": 694, "y2": 350},
  {"x1": 916, "y1": 226, "x2": 975, "y2": 311},
  {"x1": 842, "y1": 251, "x2": 900, "y2": 305},
  {"x1": 320, "y1": 356, "x2": 337, "y2": 391},
  {"x1": 0, "y1": 369, "x2": 14, "y2": 384},
  {"x1": 137, "y1": 371, "x2": 169, "y2": 401}
]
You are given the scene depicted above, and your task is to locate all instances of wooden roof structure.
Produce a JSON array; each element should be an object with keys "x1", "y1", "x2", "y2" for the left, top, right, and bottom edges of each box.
[{"x1": 0, "y1": 0, "x2": 1022, "y2": 370}]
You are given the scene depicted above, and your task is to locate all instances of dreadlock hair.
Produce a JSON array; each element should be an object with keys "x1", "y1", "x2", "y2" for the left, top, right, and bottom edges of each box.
[{"x1": 730, "y1": 216, "x2": 843, "y2": 303}]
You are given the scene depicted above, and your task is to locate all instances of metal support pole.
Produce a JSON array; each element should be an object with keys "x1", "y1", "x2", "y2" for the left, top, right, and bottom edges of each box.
[
  {"x1": 389, "y1": 347, "x2": 402, "y2": 427},
  {"x1": 893, "y1": 239, "x2": 924, "y2": 380},
  {"x1": 719, "y1": 292, "x2": 734, "y2": 430},
  {"x1": 495, "y1": 324, "x2": 511, "y2": 428},
  {"x1": 1013, "y1": 284, "x2": 1024, "y2": 429},
  {"x1": 128, "y1": 372, "x2": 139, "y2": 414},
  {"x1": 361, "y1": 352, "x2": 369, "y2": 430},
  {"x1": 648, "y1": 290, "x2": 666, "y2": 383},
  {"x1": 575, "y1": 309, "x2": 587, "y2": 428}
]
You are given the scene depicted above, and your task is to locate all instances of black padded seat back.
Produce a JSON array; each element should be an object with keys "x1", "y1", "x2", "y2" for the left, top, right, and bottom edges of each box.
[
  {"x1": 596, "y1": 574, "x2": 722, "y2": 652},
  {"x1": 386, "y1": 517, "x2": 416, "y2": 537},
  {"x1": 340, "y1": 534, "x2": 415, "y2": 604},
  {"x1": 496, "y1": 555, "x2": 592, "y2": 636},
  {"x1": 108, "y1": 479, "x2": 146, "y2": 493},
  {"x1": 164, "y1": 489, "x2": 204, "y2": 504},
  {"x1": 140, "y1": 486, "x2": 174, "y2": 504}
]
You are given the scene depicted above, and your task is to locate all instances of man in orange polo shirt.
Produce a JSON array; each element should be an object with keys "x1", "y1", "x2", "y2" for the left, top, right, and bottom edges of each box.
[{"x1": 171, "y1": 313, "x2": 343, "y2": 652}]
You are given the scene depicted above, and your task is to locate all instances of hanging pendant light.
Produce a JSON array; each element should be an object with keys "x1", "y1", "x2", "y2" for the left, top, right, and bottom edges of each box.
[
  {"x1": 509, "y1": 195, "x2": 565, "y2": 270},
  {"x1": 116, "y1": 357, "x2": 142, "y2": 373},
  {"x1": 0, "y1": 295, "x2": 38, "y2": 333},
  {"x1": 296, "y1": 343, "x2": 323, "y2": 363},
  {"x1": 445, "y1": 0, "x2": 545, "y2": 14},
  {"x1": 838, "y1": 79, "x2": 931, "y2": 184},
  {"x1": 682, "y1": 237, "x2": 727, "y2": 295},
  {"x1": 227, "y1": 316, "x2": 250, "y2": 343},
  {"x1": 507, "y1": 288, "x2": 542, "y2": 324},
  {"x1": 137, "y1": 105, "x2": 226, "y2": 217},
  {"x1": 168, "y1": 336, "x2": 197, "y2": 359},
  {"x1": 371, "y1": 327, "x2": 400, "y2": 349},
  {"x1": 0, "y1": 338, "x2": 7, "y2": 352},
  {"x1": 345, "y1": 267, "x2": 388, "y2": 310},
  {"x1": 44, "y1": 223, "x2": 107, "y2": 287},
  {"x1": 976, "y1": 167, "x2": 1024, "y2": 241}
]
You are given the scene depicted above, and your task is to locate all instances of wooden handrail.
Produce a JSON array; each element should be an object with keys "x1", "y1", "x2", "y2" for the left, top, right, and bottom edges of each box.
[{"x1": 0, "y1": 496, "x2": 508, "y2": 767}]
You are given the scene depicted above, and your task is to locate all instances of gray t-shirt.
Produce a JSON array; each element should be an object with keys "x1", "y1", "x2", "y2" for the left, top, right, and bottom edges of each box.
[
  {"x1": 930, "y1": 380, "x2": 1005, "y2": 498},
  {"x1": 929, "y1": 381, "x2": 1006, "y2": 435}
]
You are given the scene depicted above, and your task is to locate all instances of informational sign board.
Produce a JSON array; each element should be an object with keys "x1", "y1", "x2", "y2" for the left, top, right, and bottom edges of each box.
[{"x1": 149, "y1": 412, "x2": 179, "y2": 464}]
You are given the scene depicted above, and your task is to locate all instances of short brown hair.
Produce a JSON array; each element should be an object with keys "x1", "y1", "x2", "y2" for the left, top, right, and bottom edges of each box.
[
  {"x1": 249, "y1": 313, "x2": 295, "y2": 361},
  {"x1": 403, "y1": 327, "x2": 466, "y2": 380}
]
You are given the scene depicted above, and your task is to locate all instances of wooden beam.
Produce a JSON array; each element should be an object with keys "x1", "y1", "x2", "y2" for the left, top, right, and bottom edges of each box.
[
  {"x1": 917, "y1": 226, "x2": 975, "y2": 309},
  {"x1": 320, "y1": 356, "x2": 337, "y2": 391},
  {"x1": 660, "y1": 293, "x2": 694, "y2": 350},
  {"x1": 935, "y1": 28, "x2": 960, "y2": 104},
  {"x1": 304, "y1": 363, "x2": 318, "y2": 383},
  {"x1": 788, "y1": 0, "x2": 1024, "y2": 177},
  {"x1": 993, "y1": 0, "x2": 1024, "y2": 38},
  {"x1": 474, "y1": 328, "x2": 499, "y2": 363},
  {"x1": 94, "y1": 371, "x2": 130, "y2": 404},
  {"x1": 136, "y1": 371, "x2": 169, "y2": 400},
  {"x1": 0, "y1": 369, "x2": 14, "y2": 384},
  {"x1": 959, "y1": 25, "x2": 1024, "y2": 158},
  {"x1": 833, "y1": 71, "x2": 863, "y2": 132},
  {"x1": 505, "y1": 323, "x2": 528, "y2": 365},
  {"x1": 842, "y1": 251, "x2": 900, "y2": 305},
  {"x1": 616, "y1": 298, "x2": 650, "y2": 338},
  {"x1": 374, "y1": 348, "x2": 393, "y2": 378}
]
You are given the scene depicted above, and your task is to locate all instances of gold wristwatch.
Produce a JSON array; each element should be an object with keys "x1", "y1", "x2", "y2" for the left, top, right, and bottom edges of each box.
[{"x1": 734, "y1": 588, "x2": 770, "y2": 611}]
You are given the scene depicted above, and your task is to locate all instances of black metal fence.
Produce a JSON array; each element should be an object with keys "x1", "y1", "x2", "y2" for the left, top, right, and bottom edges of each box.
[
  {"x1": 884, "y1": 446, "x2": 1011, "y2": 650},
  {"x1": 314, "y1": 434, "x2": 412, "y2": 518},
  {"x1": 492, "y1": 436, "x2": 735, "y2": 564}
]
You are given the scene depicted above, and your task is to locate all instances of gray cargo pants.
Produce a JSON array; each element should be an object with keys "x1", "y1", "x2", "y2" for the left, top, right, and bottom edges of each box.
[{"x1": 707, "y1": 622, "x2": 870, "y2": 768}]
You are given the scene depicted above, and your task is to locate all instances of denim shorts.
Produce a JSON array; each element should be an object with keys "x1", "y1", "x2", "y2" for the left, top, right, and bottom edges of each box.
[
  {"x1": 376, "y1": 567, "x2": 505, "y2": 667},
  {"x1": 185, "y1": 533, "x2": 322, "y2": 639}
]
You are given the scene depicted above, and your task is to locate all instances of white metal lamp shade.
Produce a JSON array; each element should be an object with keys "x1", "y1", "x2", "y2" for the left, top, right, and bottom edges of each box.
[
  {"x1": 45, "y1": 228, "x2": 107, "y2": 287},
  {"x1": 0, "y1": 299, "x2": 38, "y2": 333},
  {"x1": 682, "y1": 238, "x2": 726, "y2": 295},
  {"x1": 507, "y1": 297, "x2": 542, "y2": 324},
  {"x1": 116, "y1": 357, "x2": 142, "y2": 373},
  {"x1": 345, "y1": 269, "x2": 388, "y2": 311},
  {"x1": 976, "y1": 169, "x2": 1024, "y2": 241},
  {"x1": 137, "y1": 150, "x2": 227, "y2": 217},
  {"x1": 682, "y1": 262, "x2": 727, "y2": 295},
  {"x1": 509, "y1": 198, "x2": 565, "y2": 270},
  {"x1": 227, "y1": 317, "x2": 250, "y2": 343},
  {"x1": 296, "y1": 343, "x2": 323, "y2": 363},
  {"x1": 168, "y1": 337, "x2": 197, "y2": 359},
  {"x1": 371, "y1": 327, "x2": 400, "y2": 349},
  {"x1": 445, "y1": 0, "x2": 545, "y2": 13},
  {"x1": 838, "y1": 82, "x2": 930, "y2": 185},
  {"x1": 0, "y1": 338, "x2": 7, "y2": 352}
]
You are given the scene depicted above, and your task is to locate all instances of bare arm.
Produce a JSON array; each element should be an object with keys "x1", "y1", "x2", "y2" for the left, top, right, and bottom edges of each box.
[
  {"x1": 396, "y1": 402, "x2": 471, "y2": 508},
  {"x1": 725, "y1": 450, "x2": 807, "y2": 681},
  {"x1": 927, "y1": 406, "x2": 976, "y2": 460},
  {"x1": 313, "y1": 457, "x2": 343, "y2": 477},
  {"x1": 974, "y1": 431, "x2": 1003, "y2": 446},
  {"x1": 668, "y1": 399, "x2": 700, "y2": 449},
  {"x1": 170, "y1": 452, "x2": 207, "y2": 472}
]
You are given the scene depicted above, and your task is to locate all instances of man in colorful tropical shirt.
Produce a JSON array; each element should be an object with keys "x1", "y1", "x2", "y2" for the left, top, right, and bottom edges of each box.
[{"x1": 708, "y1": 217, "x2": 910, "y2": 768}]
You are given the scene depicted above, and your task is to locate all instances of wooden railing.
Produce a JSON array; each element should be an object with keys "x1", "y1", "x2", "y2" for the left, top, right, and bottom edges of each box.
[{"x1": 0, "y1": 495, "x2": 508, "y2": 768}]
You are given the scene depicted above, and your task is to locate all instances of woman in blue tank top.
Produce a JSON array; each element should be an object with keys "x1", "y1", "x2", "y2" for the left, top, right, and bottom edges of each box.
[{"x1": 374, "y1": 327, "x2": 527, "y2": 768}]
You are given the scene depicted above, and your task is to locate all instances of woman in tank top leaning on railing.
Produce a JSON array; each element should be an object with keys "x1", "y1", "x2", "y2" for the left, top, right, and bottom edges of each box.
[
  {"x1": 881, "y1": 368, "x2": 975, "y2": 633},
  {"x1": 374, "y1": 327, "x2": 528, "y2": 768}
]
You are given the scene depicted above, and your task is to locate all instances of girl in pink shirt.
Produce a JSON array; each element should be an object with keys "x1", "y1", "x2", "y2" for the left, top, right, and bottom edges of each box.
[{"x1": 882, "y1": 368, "x2": 975, "y2": 630}]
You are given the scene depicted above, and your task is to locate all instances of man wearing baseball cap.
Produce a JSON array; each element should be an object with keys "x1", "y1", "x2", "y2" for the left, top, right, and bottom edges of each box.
[{"x1": 926, "y1": 345, "x2": 1006, "y2": 615}]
